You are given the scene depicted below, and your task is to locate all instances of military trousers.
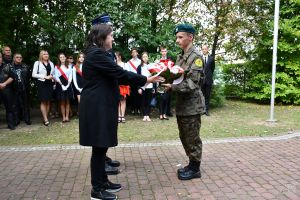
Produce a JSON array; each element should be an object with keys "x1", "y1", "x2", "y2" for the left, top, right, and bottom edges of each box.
[{"x1": 176, "y1": 114, "x2": 202, "y2": 163}]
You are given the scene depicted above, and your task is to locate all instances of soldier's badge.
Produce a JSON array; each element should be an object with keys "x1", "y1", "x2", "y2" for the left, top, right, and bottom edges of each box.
[{"x1": 195, "y1": 59, "x2": 203, "y2": 67}]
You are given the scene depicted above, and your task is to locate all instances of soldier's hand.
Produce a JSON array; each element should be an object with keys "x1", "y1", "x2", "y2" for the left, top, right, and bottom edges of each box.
[{"x1": 161, "y1": 83, "x2": 172, "y2": 90}]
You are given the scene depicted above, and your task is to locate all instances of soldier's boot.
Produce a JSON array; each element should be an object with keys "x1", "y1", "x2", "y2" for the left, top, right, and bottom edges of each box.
[
  {"x1": 178, "y1": 161, "x2": 201, "y2": 180},
  {"x1": 177, "y1": 161, "x2": 191, "y2": 174}
]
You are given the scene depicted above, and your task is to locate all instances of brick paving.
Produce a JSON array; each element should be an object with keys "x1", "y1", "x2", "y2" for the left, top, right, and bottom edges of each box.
[{"x1": 0, "y1": 136, "x2": 299, "y2": 199}]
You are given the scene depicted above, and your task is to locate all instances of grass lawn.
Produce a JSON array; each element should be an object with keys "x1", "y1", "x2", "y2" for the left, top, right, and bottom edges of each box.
[{"x1": 0, "y1": 100, "x2": 299, "y2": 146}]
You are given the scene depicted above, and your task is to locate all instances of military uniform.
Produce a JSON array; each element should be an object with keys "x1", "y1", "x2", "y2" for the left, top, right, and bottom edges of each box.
[{"x1": 171, "y1": 24, "x2": 205, "y2": 180}]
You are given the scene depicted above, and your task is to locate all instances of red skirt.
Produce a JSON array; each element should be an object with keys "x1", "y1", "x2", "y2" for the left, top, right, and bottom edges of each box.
[{"x1": 120, "y1": 85, "x2": 130, "y2": 97}]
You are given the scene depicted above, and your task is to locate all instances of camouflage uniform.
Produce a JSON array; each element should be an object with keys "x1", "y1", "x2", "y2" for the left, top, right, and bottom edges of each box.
[{"x1": 171, "y1": 46, "x2": 205, "y2": 163}]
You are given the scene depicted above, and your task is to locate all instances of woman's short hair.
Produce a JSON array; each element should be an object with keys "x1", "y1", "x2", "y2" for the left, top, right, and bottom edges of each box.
[{"x1": 85, "y1": 24, "x2": 113, "y2": 49}]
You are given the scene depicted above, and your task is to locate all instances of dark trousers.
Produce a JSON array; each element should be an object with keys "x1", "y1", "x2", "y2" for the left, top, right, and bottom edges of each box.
[
  {"x1": 130, "y1": 86, "x2": 141, "y2": 113},
  {"x1": 16, "y1": 89, "x2": 31, "y2": 124},
  {"x1": 0, "y1": 88, "x2": 17, "y2": 129},
  {"x1": 166, "y1": 92, "x2": 172, "y2": 116},
  {"x1": 91, "y1": 147, "x2": 108, "y2": 191},
  {"x1": 141, "y1": 89, "x2": 152, "y2": 116},
  {"x1": 159, "y1": 92, "x2": 170, "y2": 115},
  {"x1": 201, "y1": 83, "x2": 212, "y2": 113}
]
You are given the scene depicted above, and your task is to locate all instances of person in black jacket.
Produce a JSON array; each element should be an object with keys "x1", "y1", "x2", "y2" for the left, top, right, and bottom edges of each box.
[
  {"x1": 201, "y1": 45, "x2": 215, "y2": 116},
  {"x1": 79, "y1": 24, "x2": 163, "y2": 200},
  {"x1": 0, "y1": 52, "x2": 16, "y2": 130},
  {"x1": 7, "y1": 53, "x2": 31, "y2": 125}
]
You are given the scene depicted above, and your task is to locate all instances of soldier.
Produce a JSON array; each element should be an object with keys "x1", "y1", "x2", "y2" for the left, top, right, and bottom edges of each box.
[
  {"x1": 162, "y1": 24, "x2": 205, "y2": 180},
  {"x1": 7, "y1": 53, "x2": 31, "y2": 125}
]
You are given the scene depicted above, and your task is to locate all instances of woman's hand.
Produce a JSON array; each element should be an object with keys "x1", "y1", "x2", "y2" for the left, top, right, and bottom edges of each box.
[
  {"x1": 147, "y1": 76, "x2": 165, "y2": 83},
  {"x1": 138, "y1": 88, "x2": 143, "y2": 95}
]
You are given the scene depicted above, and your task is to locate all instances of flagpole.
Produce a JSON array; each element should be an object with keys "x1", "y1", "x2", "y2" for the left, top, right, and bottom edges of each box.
[{"x1": 267, "y1": 0, "x2": 280, "y2": 122}]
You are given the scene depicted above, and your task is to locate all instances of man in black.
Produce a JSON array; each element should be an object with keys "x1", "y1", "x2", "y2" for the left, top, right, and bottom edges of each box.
[
  {"x1": 7, "y1": 53, "x2": 31, "y2": 125},
  {"x1": 0, "y1": 52, "x2": 16, "y2": 130},
  {"x1": 201, "y1": 45, "x2": 215, "y2": 116},
  {"x1": 2, "y1": 46, "x2": 12, "y2": 64}
]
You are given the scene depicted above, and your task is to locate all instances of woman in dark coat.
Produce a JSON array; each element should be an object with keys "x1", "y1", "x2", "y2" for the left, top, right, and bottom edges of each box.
[{"x1": 79, "y1": 24, "x2": 163, "y2": 200}]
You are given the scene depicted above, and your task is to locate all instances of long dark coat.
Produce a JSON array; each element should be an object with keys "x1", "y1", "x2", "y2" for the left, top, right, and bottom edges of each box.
[{"x1": 79, "y1": 46, "x2": 147, "y2": 147}]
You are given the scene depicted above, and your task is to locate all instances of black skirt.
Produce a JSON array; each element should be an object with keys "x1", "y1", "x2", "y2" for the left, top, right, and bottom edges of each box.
[
  {"x1": 56, "y1": 84, "x2": 74, "y2": 101},
  {"x1": 37, "y1": 80, "x2": 54, "y2": 101}
]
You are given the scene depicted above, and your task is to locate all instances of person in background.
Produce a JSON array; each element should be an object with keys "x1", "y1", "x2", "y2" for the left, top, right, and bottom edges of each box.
[
  {"x1": 73, "y1": 53, "x2": 84, "y2": 104},
  {"x1": 54, "y1": 53, "x2": 73, "y2": 123},
  {"x1": 127, "y1": 48, "x2": 142, "y2": 115},
  {"x1": 0, "y1": 52, "x2": 16, "y2": 130},
  {"x1": 137, "y1": 52, "x2": 154, "y2": 122},
  {"x1": 8, "y1": 53, "x2": 31, "y2": 125},
  {"x1": 2, "y1": 46, "x2": 13, "y2": 65},
  {"x1": 201, "y1": 45, "x2": 215, "y2": 116},
  {"x1": 159, "y1": 46, "x2": 173, "y2": 117},
  {"x1": 32, "y1": 50, "x2": 55, "y2": 126},
  {"x1": 67, "y1": 55, "x2": 77, "y2": 117},
  {"x1": 115, "y1": 51, "x2": 129, "y2": 123}
]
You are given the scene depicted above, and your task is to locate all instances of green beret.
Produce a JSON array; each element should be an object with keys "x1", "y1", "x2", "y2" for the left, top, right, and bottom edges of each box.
[{"x1": 174, "y1": 24, "x2": 196, "y2": 35}]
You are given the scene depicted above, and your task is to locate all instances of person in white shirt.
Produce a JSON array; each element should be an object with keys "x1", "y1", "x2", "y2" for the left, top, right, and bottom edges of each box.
[
  {"x1": 73, "y1": 53, "x2": 84, "y2": 103},
  {"x1": 127, "y1": 48, "x2": 142, "y2": 115},
  {"x1": 115, "y1": 51, "x2": 130, "y2": 123},
  {"x1": 54, "y1": 53, "x2": 74, "y2": 122},
  {"x1": 137, "y1": 52, "x2": 155, "y2": 122},
  {"x1": 32, "y1": 50, "x2": 54, "y2": 126}
]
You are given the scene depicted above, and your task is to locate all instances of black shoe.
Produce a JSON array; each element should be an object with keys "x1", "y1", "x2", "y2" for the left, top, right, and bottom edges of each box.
[
  {"x1": 177, "y1": 165, "x2": 190, "y2": 174},
  {"x1": 25, "y1": 121, "x2": 31, "y2": 125},
  {"x1": 91, "y1": 188, "x2": 117, "y2": 200},
  {"x1": 105, "y1": 163, "x2": 119, "y2": 175},
  {"x1": 8, "y1": 126, "x2": 16, "y2": 130},
  {"x1": 178, "y1": 168, "x2": 201, "y2": 180},
  {"x1": 103, "y1": 180, "x2": 122, "y2": 193},
  {"x1": 105, "y1": 157, "x2": 120, "y2": 167}
]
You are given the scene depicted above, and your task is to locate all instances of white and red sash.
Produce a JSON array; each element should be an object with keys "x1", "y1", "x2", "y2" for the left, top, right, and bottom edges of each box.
[
  {"x1": 75, "y1": 65, "x2": 83, "y2": 77},
  {"x1": 128, "y1": 60, "x2": 137, "y2": 72},
  {"x1": 55, "y1": 65, "x2": 68, "y2": 81}
]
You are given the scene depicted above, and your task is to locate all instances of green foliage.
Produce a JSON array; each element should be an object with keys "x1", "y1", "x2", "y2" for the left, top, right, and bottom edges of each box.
[{"x1": 221, "y1": 0, "x2": 300, "y2": 104}]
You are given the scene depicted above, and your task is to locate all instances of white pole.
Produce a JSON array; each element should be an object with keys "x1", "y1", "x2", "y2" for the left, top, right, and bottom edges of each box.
[{"x1": 268, "y1": 0, "x2": 280, "y2": 122}]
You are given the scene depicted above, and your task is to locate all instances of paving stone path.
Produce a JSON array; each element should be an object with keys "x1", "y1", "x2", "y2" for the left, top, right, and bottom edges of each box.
[{"x1": 0, "y1": 133, "x2": 299, "y2": 200}]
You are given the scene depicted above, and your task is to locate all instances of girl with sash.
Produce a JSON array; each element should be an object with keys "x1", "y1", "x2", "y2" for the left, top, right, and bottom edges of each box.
[
  {"x1": 54, "y1": 53, "x2": 73, "y2": 122},
  {"x1": 32, "y1": 50, "x2": 54, "y2": 126},
  {"x1": 115, "y1": 51, "x2": 129, "y2": 123},
  {"x1": 73, "y1": 53, "x2": 84, "y2": 103}
]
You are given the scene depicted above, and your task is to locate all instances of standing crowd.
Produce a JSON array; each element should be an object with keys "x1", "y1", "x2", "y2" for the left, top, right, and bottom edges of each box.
[{"x1": 0, "y1": 47, "x2": 85, "y2": 129}]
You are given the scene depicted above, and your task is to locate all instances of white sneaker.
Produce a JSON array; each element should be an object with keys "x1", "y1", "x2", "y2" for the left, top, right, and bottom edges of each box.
[
  {"x1": 146, "y1": 116, "x2": 151, "y2": 121},
  {"x1": 142, "y1": 116, "x2": 147, "y2": 121}
]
